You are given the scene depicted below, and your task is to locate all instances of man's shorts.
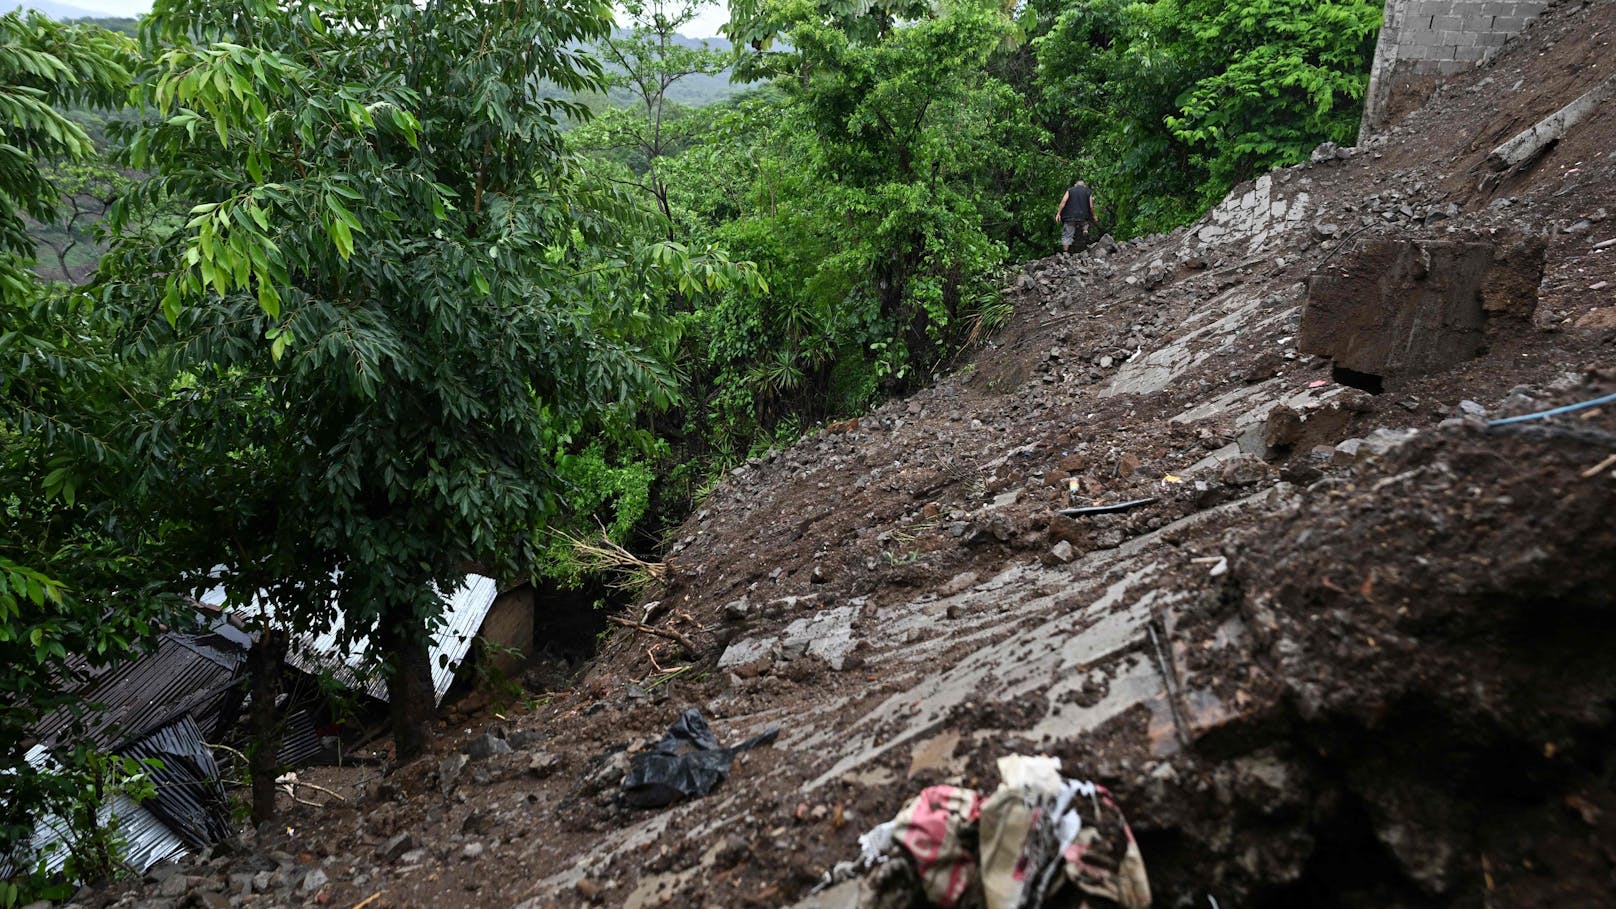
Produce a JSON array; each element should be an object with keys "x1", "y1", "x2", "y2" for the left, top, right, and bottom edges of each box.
[{"x1": 1062, "y1": 220, "x2": 1091, "y2": 248}]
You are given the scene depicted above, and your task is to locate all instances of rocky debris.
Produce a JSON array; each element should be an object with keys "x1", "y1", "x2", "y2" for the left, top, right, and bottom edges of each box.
[
  {"x1": 437, "y1": 752, "x2": 468, "y2": 795},
  {"x1": 78, "y1": 1, "x2": 1616, "y2": 908},
  {"x1": 467, "y1": 732, "x2": 512, "y2": 760},
  {"x1": 376, "y1": 832, "x2": 414, "y2": 863}
]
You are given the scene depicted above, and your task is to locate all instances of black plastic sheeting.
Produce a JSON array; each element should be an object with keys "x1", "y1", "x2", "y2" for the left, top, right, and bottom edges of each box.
[
  {"x1": 120, "y1": 714, "x2": 233, "y2": 848},
  {"x1": 622, "y1": 709, "x2": 779, "y2": 809}
]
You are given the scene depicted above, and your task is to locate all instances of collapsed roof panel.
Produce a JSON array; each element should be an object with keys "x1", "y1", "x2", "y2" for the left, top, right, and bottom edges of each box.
[
  {"x1": 32, "y1": 629, "x2": 245, "y2": 753},
  {"x1": 119, "y1": 714, "x2": 233, "y2": 849},
  {"x1": 4, "y1": 746, "x2": 190, "y2": 878},
  {"x1": 195, "y1": 573, "x2": 500, "y2": 706}
]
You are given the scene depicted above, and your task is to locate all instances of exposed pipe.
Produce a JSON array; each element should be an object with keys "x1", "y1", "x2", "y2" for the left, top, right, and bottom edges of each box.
[{"x1": 1487, "y1": 392, "x2": 1616, "y2": 427}]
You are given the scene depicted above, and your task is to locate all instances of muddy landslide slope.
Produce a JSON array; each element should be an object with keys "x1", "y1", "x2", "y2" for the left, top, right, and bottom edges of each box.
[{"x1": 96, "y1": 2, "x2": 1616, "y2": 908}]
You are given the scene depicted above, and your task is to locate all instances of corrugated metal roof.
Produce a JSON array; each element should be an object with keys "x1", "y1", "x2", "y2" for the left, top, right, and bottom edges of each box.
[
  {"x1": 33, "y1": 631, "x2": 245, "y2": 753},
  {"x1": 273, "y1": 709, "x2": 329, "y2": 768},
  {"x1": 120, "y1": 714, "x2": 232, "y2": 849},
  {"x1": 4, "y1": 746, "x2": 189, "y2": 878},
  {"x1": 197, "y1": 573, "x2": 499, "y2": 705}
]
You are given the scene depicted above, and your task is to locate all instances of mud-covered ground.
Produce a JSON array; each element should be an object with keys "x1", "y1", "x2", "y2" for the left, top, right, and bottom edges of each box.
[{"x1": 85, "y1": 1, "x2": 1616, "y2": 908}]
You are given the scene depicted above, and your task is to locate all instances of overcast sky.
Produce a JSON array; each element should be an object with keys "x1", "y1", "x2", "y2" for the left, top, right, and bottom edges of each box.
[{"x1": 29, "y1": 0, "x2": 732, "y2": 36}]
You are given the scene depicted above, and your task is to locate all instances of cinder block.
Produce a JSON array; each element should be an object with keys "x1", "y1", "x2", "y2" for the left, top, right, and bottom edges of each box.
[
  {"x1": 1478, "y1": 31, "x2": 1509, "y2": 46},
  {"x1": 1411, "y1": 3, "x2": 1445, "y2": 23},
  {"x1": 1436, "y1": 29, "x2": 1463, "y2": 44},
  {"x1": 1432, "y1": 14, "x2": 1462, "y2": 29},
  {"x1": 1454, "y1": 44, "x2": 1487, "y2": 61},
  {"x1": 1494, "y1": 15, "x2": 1526, "y2": 31}
]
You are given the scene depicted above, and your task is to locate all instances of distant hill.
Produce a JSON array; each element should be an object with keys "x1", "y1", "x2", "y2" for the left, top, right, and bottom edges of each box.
[
  {"x1": 599, "y1": 30, "x2": 747, "y2": 107},
  {"x1": 6, "y1": 0, "x2": 124, "y2": 18}
]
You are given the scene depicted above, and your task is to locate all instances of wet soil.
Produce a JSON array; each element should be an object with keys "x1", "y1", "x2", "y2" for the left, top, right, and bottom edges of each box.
[{"x1": 89, "y1": 2, "x2": 1616, "y2": 908}]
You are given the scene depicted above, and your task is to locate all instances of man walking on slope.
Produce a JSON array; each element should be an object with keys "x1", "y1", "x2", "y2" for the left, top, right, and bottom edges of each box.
[{"x1": 1055, "y1": 179, "x2": 1096, "y2": 254}]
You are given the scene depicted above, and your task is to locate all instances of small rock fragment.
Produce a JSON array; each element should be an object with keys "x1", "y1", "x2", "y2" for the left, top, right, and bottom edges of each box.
[
  {"x1": 467, "y1": 733, "x2": 513, "y2": 761},
  {"x1": 377, "y1": 833, "x2": 415, "y2": 863},
  {"x1": 299, "y1": 869, "x2": 328, "y2": 895}
]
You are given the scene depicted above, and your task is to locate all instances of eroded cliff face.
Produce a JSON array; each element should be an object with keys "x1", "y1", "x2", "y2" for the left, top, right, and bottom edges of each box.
[{"x1": 85, "y1": 2, "x2": 1616, "y2": 908}]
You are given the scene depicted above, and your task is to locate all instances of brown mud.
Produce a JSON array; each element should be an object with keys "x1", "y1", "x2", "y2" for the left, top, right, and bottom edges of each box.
[{"x1": 88, "y1": 2, "x2": 1616, "y2": 908}]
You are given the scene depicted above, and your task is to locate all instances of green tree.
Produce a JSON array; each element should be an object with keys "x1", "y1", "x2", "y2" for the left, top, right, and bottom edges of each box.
[
  {"x1": 1163, "y1": 0, "x2": 1380, "y2": 195},
  {"x1": 0, "y1": 10, "x2": 131, "y2": 296},
  {"x1": 726, "y1": 0, "x2": 1035, "y2": 382},
  {"x1": 98, "y1": 0, "x2": 743, "y2": 787},
  {"x1": 585, "y1": 0, "x2": 732, "y2": 236},
  {"x1": 1029, "y1": 0, "x2": 1379, "y2": 233},
  {"x1": 1, "y1": 10, "x2": 180, "y2": 878},
  {"x1": 1030, "y1": 0, "x2": 1203, "y2": 234}
]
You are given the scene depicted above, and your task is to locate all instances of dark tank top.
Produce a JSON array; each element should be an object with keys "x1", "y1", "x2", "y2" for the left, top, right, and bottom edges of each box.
[{"x1": 1061, "y1": 183, "x2": 1092, "y2": 222}]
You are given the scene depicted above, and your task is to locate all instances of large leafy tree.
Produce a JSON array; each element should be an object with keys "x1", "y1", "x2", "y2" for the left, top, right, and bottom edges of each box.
[
  {"x1": 1163, "y1": 0, "x2": 1381, "y2": 193},
  {"x1": 100, "y1": 0, "x2": 698, "y2": 769},
  {"x1": 715, "y1": 0, "x2": 1039, "y2": 391}
]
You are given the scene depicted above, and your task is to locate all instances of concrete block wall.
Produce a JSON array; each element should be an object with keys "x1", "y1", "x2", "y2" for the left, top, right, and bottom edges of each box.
[{"x1": 1360, "y1": 0, "x2": 1554, "y2": 137}]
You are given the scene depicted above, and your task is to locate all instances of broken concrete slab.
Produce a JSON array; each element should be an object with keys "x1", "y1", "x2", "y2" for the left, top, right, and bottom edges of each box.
[
  {"x1": 1486, "y1": 74, "x2": 1616, "y2": 172},
  {"x1": 718, "y1": 604, "x2": 864, "y2": 672}
]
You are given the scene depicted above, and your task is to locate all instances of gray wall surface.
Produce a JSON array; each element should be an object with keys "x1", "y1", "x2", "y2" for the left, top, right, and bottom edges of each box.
[{"x1": 1361, "y1": 0, "x2": 1555, "y2": 137}]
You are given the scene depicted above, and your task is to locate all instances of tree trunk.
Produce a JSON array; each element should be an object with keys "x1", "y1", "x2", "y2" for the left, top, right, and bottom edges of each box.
[
  {"x1": 247, "y1": 627, "x2": 288, "y2": 825},
  {"x1": 379, "y1": 604, "x2": 436, "y2": 761}
]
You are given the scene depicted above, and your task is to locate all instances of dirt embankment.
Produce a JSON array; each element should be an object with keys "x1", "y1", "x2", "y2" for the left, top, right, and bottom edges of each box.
[{"x1": 85, "y1": 2, "x2": 1616, "y2": 908}]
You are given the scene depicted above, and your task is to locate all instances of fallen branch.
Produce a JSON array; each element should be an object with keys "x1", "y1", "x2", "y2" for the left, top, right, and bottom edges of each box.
[
  {"x1": 607, "y1": 615, "x2": 698, "y2": 654},
  {"x1": 558, "y1": 528, "x2": 668, "y2": 592},
  {"x1": 279, "y1": 778, "x2": 347, "y2": 803},
  {"x1": 644, "y1": 664, "x2": 693, "y2": 692},
  {"x1": 1582, "y1": 453, "x2": 1616, "y2": 479},
  {"x1": 351, "y1": 893, "x2": 383, "y2": 909}
]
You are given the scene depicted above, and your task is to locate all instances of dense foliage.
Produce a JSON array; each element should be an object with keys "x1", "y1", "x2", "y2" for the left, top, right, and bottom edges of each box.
[
  {"x1": 1032, "y1": 0, "x2": 1381, "y2": 233},
  {"x1": 1, "y1": 10, "x2": 181, "y2": 891},
  {"x1": 3, "y1": 0, "x2": 1382, "y2": 880}
]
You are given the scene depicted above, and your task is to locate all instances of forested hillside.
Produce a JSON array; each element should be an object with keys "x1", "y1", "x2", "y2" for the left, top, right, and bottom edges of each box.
[{"x1": 2, "y1": 0, "x2": 1381, "y2": 891}]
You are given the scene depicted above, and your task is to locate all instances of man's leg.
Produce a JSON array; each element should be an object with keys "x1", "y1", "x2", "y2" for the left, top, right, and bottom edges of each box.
[{"x1": 1061, "y1": 221, "x2": 1075, "y2": 253}]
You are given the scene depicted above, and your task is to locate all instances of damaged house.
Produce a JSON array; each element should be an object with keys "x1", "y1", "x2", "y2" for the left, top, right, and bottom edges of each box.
[{"x1": 4, "y1": 574, "x2": 528, "y2": 877}]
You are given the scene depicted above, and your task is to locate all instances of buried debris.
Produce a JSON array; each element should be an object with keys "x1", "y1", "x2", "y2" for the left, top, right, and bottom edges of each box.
[
  {"x1": 621, "y1": 708, "x2": 780, "y2": 809},
  {"x1": 1058, "y1": 497, "x2": 1158, "y2": 517},
  {"x1": 817, "y1": 755, "x2": 1150, "y2": 908}
]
